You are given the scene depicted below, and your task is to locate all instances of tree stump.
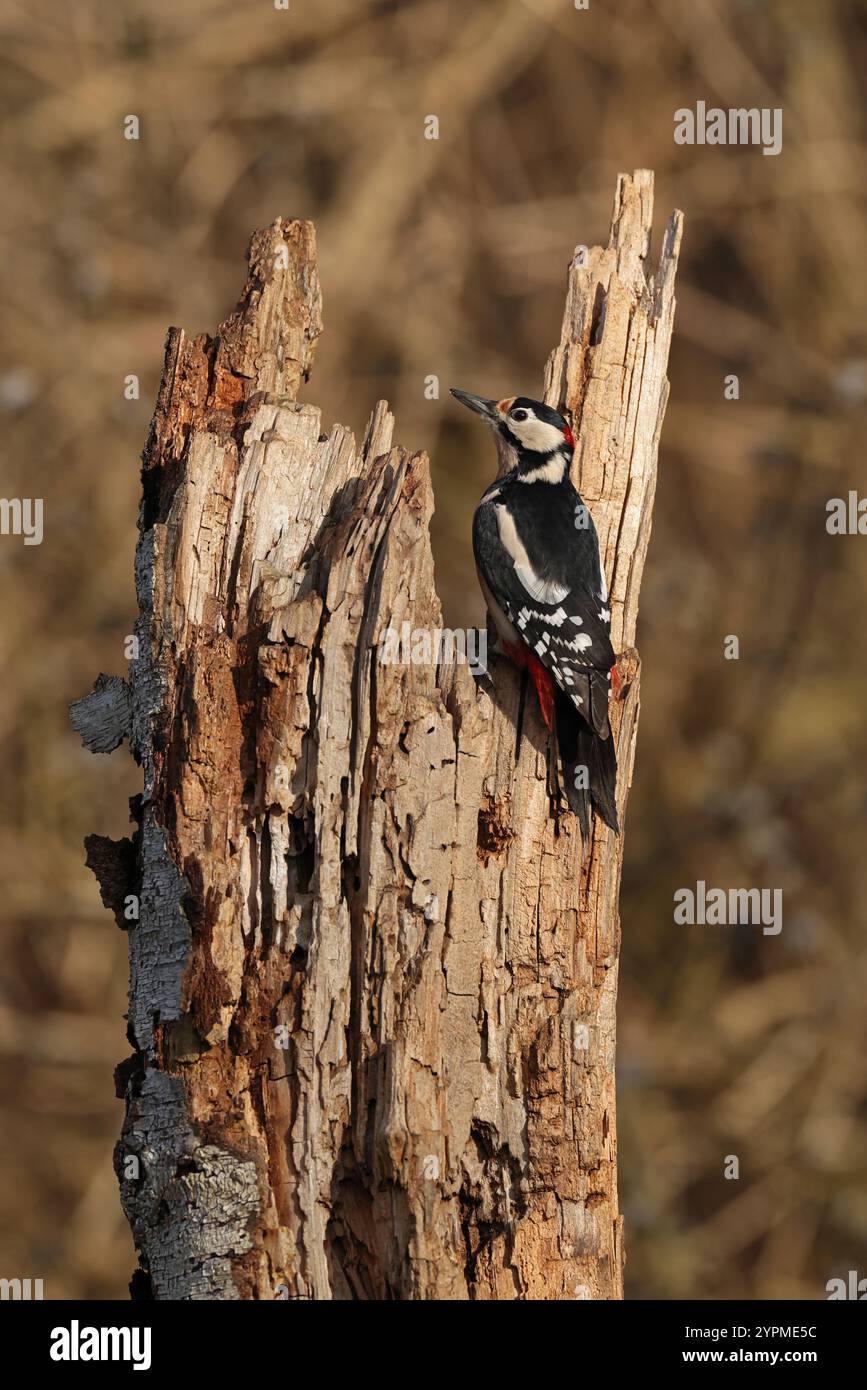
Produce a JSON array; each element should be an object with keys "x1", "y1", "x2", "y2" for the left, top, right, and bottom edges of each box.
[{"x1": 72, "y1": 171, "x2": 682, "y2": 1300}]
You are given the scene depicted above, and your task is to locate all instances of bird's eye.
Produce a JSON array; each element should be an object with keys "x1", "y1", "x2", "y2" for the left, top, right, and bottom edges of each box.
[{"x1": 510, "y1": 409, "x2": 529, "y2": 422}]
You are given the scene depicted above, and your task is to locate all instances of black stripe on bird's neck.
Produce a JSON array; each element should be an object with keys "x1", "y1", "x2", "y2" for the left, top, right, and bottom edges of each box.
[{"x1": 515, "y1": 445, "x2": 571, "y2": 484}]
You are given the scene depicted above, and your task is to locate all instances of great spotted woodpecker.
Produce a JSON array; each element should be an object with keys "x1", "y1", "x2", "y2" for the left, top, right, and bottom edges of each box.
[{"x1": 451, "y1": 388, "x2": 619, "y2": 835}]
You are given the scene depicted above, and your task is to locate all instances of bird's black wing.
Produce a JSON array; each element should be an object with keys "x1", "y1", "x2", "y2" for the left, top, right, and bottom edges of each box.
[{"x1": 473, "y1": 488, "x2": 614, "y2": 736}]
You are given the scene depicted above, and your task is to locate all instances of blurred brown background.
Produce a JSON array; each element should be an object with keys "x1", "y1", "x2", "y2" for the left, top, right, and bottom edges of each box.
[{"x1": 1, "y1": 0, "x2": 865, "y2": 1299}]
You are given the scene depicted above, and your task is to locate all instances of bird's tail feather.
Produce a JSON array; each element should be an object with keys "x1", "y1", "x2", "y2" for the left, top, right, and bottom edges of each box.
[{"x1": 554, "y1": 691, "x2": 619, "y2": 837}]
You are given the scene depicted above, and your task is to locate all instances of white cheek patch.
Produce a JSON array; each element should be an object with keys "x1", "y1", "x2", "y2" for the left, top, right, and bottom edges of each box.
[{"x1": 512, "y1": 418, "x2": 566, "y2": 453}]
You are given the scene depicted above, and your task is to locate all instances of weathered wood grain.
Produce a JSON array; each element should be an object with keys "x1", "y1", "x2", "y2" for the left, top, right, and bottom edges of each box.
[{"x1": 73, "y1": 175, "x2": 681, "y2": 1300}]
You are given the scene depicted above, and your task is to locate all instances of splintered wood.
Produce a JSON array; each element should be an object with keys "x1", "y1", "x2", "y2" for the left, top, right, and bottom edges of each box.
[{"x1": 73, "y1": 173, "x2": 681, "y2": 1300}]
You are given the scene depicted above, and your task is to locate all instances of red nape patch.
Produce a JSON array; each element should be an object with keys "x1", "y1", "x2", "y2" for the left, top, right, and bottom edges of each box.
[
  {"x1": 503, "y1": 640, "x2": 555, "y2": 731},
  {"x1": 563, "y1": 424, "x2": 575, "y2": 449}
]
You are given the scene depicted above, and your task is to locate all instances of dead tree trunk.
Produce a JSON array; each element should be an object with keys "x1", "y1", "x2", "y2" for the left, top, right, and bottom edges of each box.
[{"x1": 71, "y1": 171, "x2": 681, "y2": 1300}]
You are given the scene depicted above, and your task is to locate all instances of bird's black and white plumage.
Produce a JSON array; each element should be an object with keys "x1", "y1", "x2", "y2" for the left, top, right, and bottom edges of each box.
[{"x1": 451, "y1": 388, "x2": 619, "y2": 835}]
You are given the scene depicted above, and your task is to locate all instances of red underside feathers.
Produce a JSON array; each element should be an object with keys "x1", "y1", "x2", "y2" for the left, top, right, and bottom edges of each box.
[{"x1": 503, "y1": 639, "x2": 556, "y2": 731}]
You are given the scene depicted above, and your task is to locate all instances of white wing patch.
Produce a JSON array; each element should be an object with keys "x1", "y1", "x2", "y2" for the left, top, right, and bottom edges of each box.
[
  {"x1": 517, "y1": 604, "x2": 570, "y2": 630},
  {"x1": 514, "y1": 567, "x2": 571, "y2": 603},
  {"x1": 547, "y1": 630, "x2": 594, "y2": 654}
]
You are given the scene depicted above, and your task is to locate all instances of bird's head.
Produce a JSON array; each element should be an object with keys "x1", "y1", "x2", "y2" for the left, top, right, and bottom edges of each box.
[{"x1": 450, "y1": 389, "x2": 574, "y2": 479}]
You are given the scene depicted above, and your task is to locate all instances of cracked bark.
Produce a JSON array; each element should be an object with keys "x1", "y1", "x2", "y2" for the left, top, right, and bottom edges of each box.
[{"x1": 73, "y1": 172, "x2": 681, "y2": 1300}]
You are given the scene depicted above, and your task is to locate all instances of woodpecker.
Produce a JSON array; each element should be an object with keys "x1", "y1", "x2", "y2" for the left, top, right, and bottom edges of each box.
[{"x1": 451, "y1": 388, "x2": 619, "y2": 835}]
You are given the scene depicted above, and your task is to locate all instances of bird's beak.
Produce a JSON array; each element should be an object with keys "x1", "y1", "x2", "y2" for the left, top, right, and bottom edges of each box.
[{"x1": 450, "y1": 388, "x2": 499, "y2": 422}]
